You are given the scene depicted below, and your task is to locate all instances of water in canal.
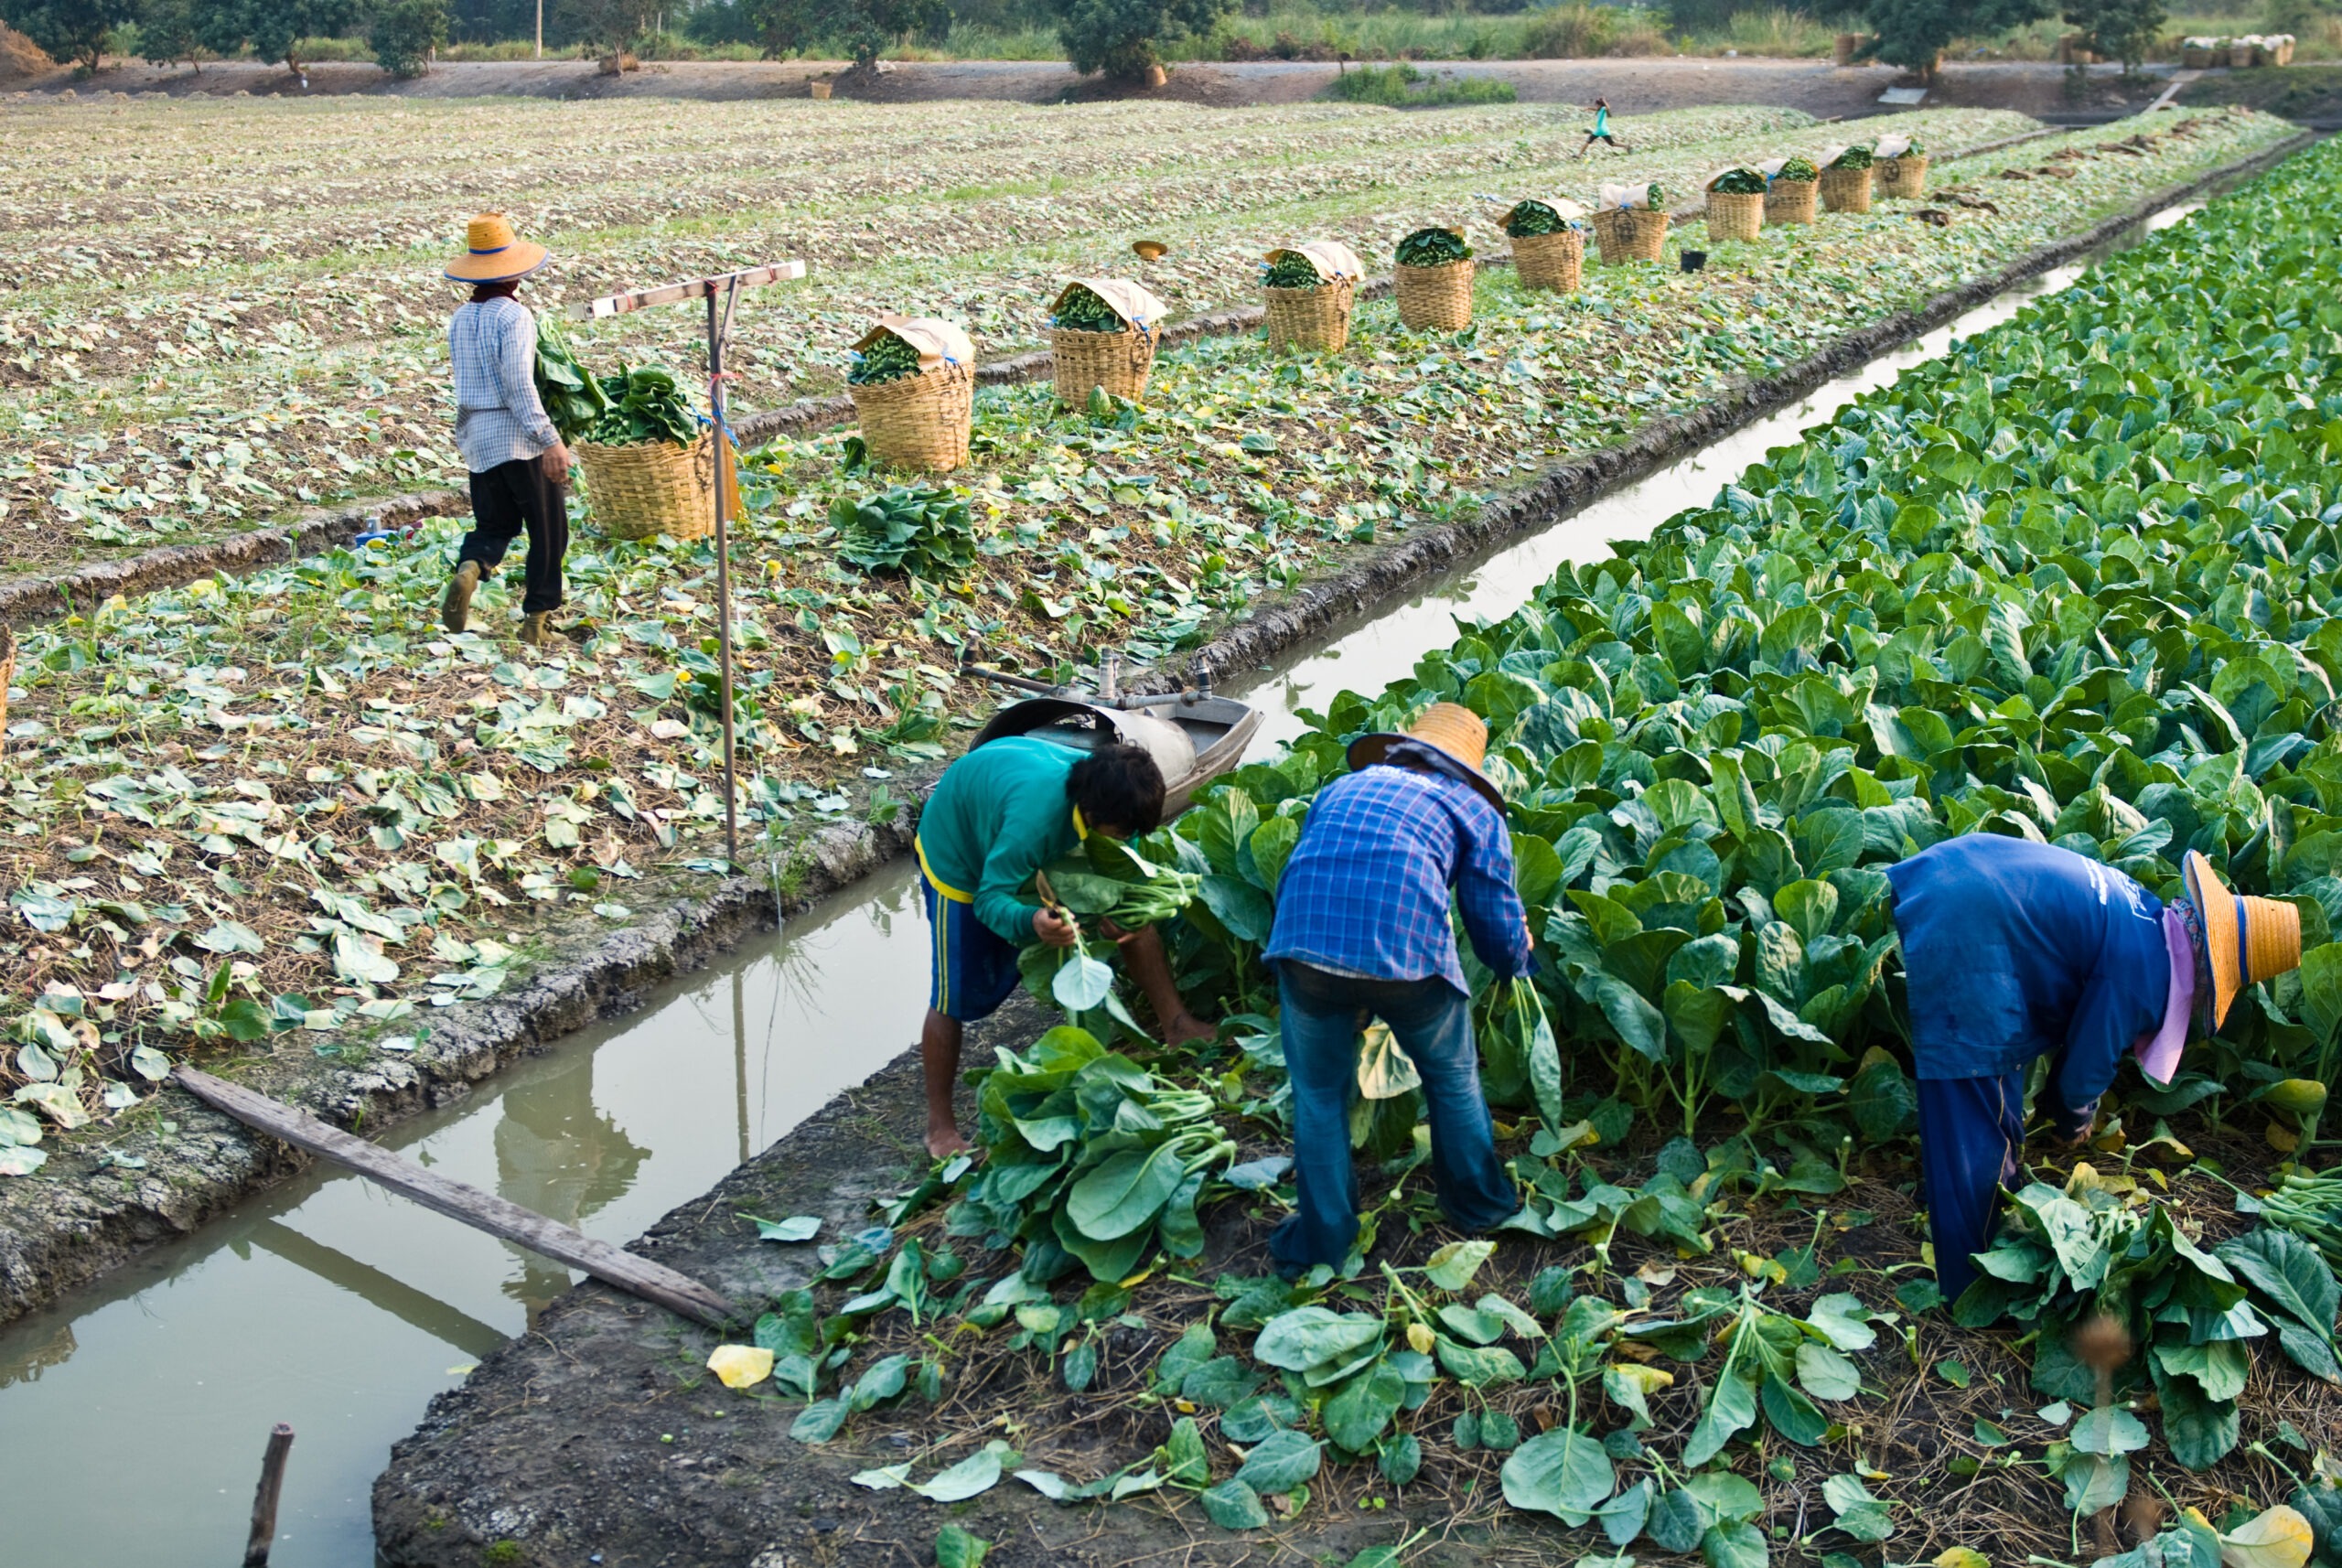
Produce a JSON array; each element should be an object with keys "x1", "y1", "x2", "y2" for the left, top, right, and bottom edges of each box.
[{"x1": 0, "y1": 203, "x2": 2199, "y2": 1567}]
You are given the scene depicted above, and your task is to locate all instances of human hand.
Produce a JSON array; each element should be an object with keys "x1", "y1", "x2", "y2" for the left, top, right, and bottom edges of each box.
[
  {"x1": 552, "y1": 441, "x2": 574, "y2": 482},
  {"x1": 1034, "y1": 907, "x2": 1080, "y2": 949},
  {"x1": 1100, "y1": 916, "x2": 1144, "y2": 947}
]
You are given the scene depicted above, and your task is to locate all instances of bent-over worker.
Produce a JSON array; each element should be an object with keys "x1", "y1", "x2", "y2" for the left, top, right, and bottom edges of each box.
[
  {"x1": 439, "y1": 212, "x2": 573, "y2": 650},
  {"x1": 1889, "y1": 834, "x2": 2300, "y2": 1299},
  {"x1": 1262, "y1": 703, "x2": 1531, "y2": 1277},
  {"x1": 914, "y1": 736, "x2": 1213, "y2": 1160}
]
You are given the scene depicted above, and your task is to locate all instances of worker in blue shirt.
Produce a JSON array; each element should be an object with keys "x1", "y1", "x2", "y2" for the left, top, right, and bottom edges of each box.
[
  {"x1": 1262, "y1": 703, "x2": 1533, "y2": 1276},
  {"x1": 1578, "y1": 98, "x2": 1629, "y2": 160},
  {"x1": 1889, "y1": 835, "x2": 2300, "y2": 1299}
]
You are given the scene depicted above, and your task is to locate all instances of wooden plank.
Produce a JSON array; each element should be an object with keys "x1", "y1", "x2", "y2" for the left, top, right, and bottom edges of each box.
[
  {"x1": 573, "y1": 261, "x2": 806, "y2": 321},
  {"x1": 173, "y1": 1067, "x2": 741, "y2": 1329}
]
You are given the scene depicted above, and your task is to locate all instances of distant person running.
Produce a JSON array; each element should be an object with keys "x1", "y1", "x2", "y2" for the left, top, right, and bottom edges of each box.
[{"x1": 1578, "y1": 98, "x2": 1630, "y2": 160}]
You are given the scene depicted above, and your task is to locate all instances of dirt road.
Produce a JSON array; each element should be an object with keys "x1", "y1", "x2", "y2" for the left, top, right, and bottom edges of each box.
[{"x1": 7, "y1": 54, "x2": 2175, "y2": 120}]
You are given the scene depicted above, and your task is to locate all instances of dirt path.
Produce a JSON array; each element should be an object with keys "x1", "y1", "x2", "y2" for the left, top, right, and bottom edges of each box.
[{"x1": 10, "y1": 54, "x2": 2175, "y2": 119}]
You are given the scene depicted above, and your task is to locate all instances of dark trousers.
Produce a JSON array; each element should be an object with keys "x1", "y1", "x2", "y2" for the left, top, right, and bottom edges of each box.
[
  {"x1": 1917, "y1": 1070, "x2": 2025, "y2": 1302},
  {"x1": 1269, "y1": 961, "x2": 1518, "y2": 1277},
  {"x1": 460, "y1": 456, "x2": 568, "y2": 615}
]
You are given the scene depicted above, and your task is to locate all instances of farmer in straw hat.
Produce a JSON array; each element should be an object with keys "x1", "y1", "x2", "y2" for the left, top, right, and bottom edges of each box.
[
  {"x1": 1889, "y1": 835, "x2": 2302, "y2": 1299},
  {"x1": 440, "y1": 213, "x2": 574, "y2": 650},
  {"x1": 1262, "y1": 703, "x2": 1533, "y2": 1276}
]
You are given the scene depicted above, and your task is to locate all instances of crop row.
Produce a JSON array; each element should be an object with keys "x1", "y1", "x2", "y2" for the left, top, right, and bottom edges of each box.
[
  {"x1": 0, "y1": 109, "x2": 2281, "y2": 1148},
  {"x1": 5, "y1": 99, "x2": 2249, "y2": 575},
  {"x1": 696, "y1": 131, "x2": 2342, "y2": 1562}
]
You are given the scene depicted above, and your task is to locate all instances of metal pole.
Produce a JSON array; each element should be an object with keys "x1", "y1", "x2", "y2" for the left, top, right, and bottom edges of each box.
[
  {"x1": 534, "y1": 0, "x2": 542, "y2": 59},
  {"x1": 707, "y1": 284, "x2": 741, "y2": 868},
  {"x1": 242, "y1": 1424, "x2": 295, "y2": 1567}
]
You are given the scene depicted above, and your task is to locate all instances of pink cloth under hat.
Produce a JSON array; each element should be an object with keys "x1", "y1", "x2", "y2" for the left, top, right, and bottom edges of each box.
[{"x1": 2133, "y1": 905, "x2": 2197, "y2": 1085}]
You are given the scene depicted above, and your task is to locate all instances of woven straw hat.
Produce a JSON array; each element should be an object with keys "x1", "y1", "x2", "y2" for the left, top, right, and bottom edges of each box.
[
  {"x1": 444, "y1": 212, "x2": 549, "y2": 284},
  {"x1": 1348, "y1": 703, "x2": 1503, "y2": 811},
  {"x1": 2183, "y1": 850, "x2": 2301, "y2": 1030}
]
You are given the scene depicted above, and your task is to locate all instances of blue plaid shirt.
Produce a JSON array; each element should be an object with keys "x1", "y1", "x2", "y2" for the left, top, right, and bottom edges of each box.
[
  {"x1": 1265, "y1": 757, "x2": 1534, "y2": 994},
  {"x1": 448, "y1": 296, "x2": 559, "y2": 473}
]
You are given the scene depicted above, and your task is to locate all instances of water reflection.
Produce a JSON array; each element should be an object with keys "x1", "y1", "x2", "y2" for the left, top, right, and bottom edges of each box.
[{"x1": 490, "y1": 1046, "x2": 650, "y2": 1319}]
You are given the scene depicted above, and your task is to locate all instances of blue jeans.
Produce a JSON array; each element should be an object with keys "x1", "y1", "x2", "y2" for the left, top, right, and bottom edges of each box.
[
  {"x1": 1917, "y1": 1070, "x2": 2026, "y2": 1303},
  {"x1": 1269, "y1": 961, "x2": 1518, "y2": 1276}
]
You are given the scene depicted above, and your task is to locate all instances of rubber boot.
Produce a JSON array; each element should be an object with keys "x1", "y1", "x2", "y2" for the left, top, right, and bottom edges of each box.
[
  {"x1": 440, "y1": 560, "x2": 482, "y2": 633},
  {"x1": 518, "y1": 611, "x2": 552, "y2": 649}
]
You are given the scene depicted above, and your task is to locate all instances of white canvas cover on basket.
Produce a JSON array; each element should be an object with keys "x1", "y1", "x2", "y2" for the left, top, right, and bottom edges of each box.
[
  {"x1": 854, "y1": 313, "x2": 973, "y2": 370},
  {"x1": 1874, "y1": 133, "x2": 1915, "y2": 161},
  {"x1": 1263, "y1": 240, "x2": 1364, "y2": 283},
  {"x1": 1500, "y1": 196, "x2": 1587, "y2": 227},
  {"x1": 1599, "y1": 182, "x2": 1662, "y2": 212},
  {"x1": 1053, "y1": 278, "x2": 1167, "y2": 332},
  {"x1": 1817, "y1": 142, "x2": 1853, "y2": 168}
]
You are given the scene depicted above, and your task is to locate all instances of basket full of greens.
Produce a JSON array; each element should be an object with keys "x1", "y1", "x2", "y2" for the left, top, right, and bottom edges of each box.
[
  {"x1": 1049, "y1": 278, "x2": 1167, "y2": 407},
  {"x1": 847, "y1": 314, "x2": 977, "y2": 473},
  {"x1": 1762, "y1": 154, "x2": 1821, "y2": 224},
  {"x1": 1703, "y1": 166, "x2": 1767, "y2": 242},
  {"x1": 1393, "y1": 226, "x2": 1474, "y2": 332},
  {"x1": 535, "y1": 317, "x2": 718, "y2": 543},
  {"x1": 1874, "y1": 132, "x2": 1929, "y2": 199},
  {"x1": 1820, "y1": 142, "x2": 1876, "y2": 212},
  {"x1": 1500, "y1": 197, "x2": 1587, "y2": 293},
  {"x1": 1259, "y1": 241, "x2": 1363, "y2": 354},
  {"x1": 1593, "y1": 182, "x2": 1670, "y2": 265}
]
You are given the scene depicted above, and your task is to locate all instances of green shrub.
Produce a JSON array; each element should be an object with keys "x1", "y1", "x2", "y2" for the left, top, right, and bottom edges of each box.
[
  {"x1": 1052, "y1": 0, "x2": 1231, "y2": 79},
  {"x1": 1323, "y1": 61, "x2": 1517, "y2": 106},
  {"x1": 371, "y1": 0, "x2": 446, "y2": 76}
]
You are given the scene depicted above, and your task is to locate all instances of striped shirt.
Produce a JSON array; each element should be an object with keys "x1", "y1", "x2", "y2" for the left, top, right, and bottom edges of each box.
[
  {"x1": 1265, "y1": 757, "x2": 1533, "y2": 995},
  {"x1": 448, "y1": 296, "x2": 558, "y2": 472}
]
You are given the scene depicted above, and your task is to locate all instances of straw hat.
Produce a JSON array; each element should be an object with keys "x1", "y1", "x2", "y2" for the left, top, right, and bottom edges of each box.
[
  {"x1": 2183, "y1": 850, "x2": 2301, "y2": 1030},
  {"x1": 444, "y1": 212, "x2": 549, "y2": 284},
  {"x1": 1348, "y1": 703, "x2": 1503, "y2": 811}
]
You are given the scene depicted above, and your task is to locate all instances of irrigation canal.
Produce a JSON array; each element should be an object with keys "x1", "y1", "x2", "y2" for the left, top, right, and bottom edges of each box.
[{"x1": 0, "y1": 200, "x2": 2201, "y2": 1567}]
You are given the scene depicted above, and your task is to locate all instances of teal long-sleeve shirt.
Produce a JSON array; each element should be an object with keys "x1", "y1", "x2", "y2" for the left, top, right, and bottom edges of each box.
[{"x1": 914, "y1": 736, "x2": 1084, "y2": 944}]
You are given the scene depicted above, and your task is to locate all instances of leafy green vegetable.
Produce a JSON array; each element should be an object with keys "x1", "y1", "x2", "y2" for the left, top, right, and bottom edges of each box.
[
  {"x1": 582, "y1": 364, "x2": 696, "y2": 447},
  {"x1": 1262, "y1": 252, "x2": 1324, "y2": 290},
  {"x1": 532, "y1": 312, "x2": 610, "y2": 443},
  {"x1": 1505, "y1": 200, "x2": 1572, "y2": 237},
  {"x1": 1711, "y1": 168, "x2": 1767, "y2": 196},
  {"x1": 830, "y1": 484, "x2": 978, "y2": 575},
  {"x1": 1396, "y1": 228, "x2": 1472, "y2": 267},
  {"x1": 1053, "y1": 284, "x2": 1126, "y2": 332},
  {"x1": 848, "y1": 332, "x2": 924, "y2": 386},
  {"x1": 1830, "y1": 145, "x2": 1874, "y2": 170},
  {"x1": 1777, "y1": 155, "x2": 1819, "y2": 180}
]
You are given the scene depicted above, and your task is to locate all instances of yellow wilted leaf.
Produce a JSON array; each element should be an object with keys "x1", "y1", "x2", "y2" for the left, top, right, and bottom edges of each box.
[
  {"x1": 2268, "y1": 1119, "x2": 2303, "y2": 1155},
  {"x1": 1934, "y1": 1548, "x2": 1990, "y2": 1568},
  {"x1": 2219, "y1": 1504, "x2": 2314, "y2": 1568},
  {"x1": 707, "y1": 1344, "x2": 774, "y2": 1390},
  {"x1": 1611, "y1": 1364, "x2": 1675, "y2": 1395},
  {"x1": 1406, "y1": 1321, "x2": 1435, "y2": 1356}
]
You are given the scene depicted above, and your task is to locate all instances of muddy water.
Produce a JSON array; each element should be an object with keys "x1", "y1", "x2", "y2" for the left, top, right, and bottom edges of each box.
[{"x1": 0, "y1": 200, "x2": 2200, "y2": 1568}]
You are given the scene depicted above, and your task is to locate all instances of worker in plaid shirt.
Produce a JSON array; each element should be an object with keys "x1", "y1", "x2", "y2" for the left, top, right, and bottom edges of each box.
[
  {"x1": 439, "y1": 212, "x2": 573, "y2": 650},
  {"x1": 1262, "y1": 703, "x2": 1531, "y2": 1275}
]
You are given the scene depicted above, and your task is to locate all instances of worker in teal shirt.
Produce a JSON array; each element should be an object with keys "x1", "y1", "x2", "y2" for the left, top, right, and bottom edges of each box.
[
  {"x1": 1578, "y1": 97, "x2": 1628, "y2": 160},
  {"x1": 1888, "y1": 835, "x2": 2299, "y2": 1299},
  {"x1": 914, "y1": 736, "x2": 1211, "y2": 1158}
]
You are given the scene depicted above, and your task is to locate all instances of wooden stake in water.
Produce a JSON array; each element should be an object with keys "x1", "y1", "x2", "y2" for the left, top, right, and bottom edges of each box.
[
  {"x1": 243, "y1": 1423, "x2": 294, "y2": 1567},
  {"x1": 574, "y1": 262, "x2": 807, "y2": 868}
]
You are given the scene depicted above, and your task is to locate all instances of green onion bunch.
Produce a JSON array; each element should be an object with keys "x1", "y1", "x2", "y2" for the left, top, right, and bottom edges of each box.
[
  {"x1": 1395, "y1": 227, "x2": 1471, "y2": 266},
  {"x1": 1262, "y1": 252, "x2": 1324, "y2": 289},
  {"x1": 847, "y1": 333, "x2": 923, "y2": 386},
  {"x1": 1778, "y1": 155, "x2": 1819, "y2": 181},
  {"x1": 1711, "y1": 167, "x2": 1767, "y2": 196},
  {"x1": 1053, "y1": 285, "x2": 1126, "y2": 333},
  {"x1": 1831, "y1": 144, "x2": 1875, "y2": 170}
]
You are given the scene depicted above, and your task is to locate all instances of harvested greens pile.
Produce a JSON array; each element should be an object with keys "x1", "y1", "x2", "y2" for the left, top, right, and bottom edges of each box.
[
  {"x1": 1641, "y1": 182, "x2": 1666, "y2": 209},
  {"x1": 830, "y1": 483, "x2": 979, "y2": 575},
  {"x1": 1503, "y1": 200, "x2": 1573, "y2": 238},
  {"x1": 848, "y1": 332, "x2": 925, "y2": 386},
  {"x1": 1395, "y1": 228, "x2": 1472, "y2": 267},
  {"x1": 688, "y1": 127, "x2": 2342, "y2": 1568},
  {"x1": 580, "y1": 365, "x2": 696, "y2": 447},
  {"x1": 1261, "y1": 252, "x2": 1326, "y2": 290},
  {"x1": 1711, "y1": 167, "x2": 1768, "y2": 196},
  {"x1": 532, "y1": 314, "x2": 610, "y2": 443},
  {"x1": 1778, "y1": 154, "x2": 1820, "y2": 180},
  {"x1": 1831, "y1": 144, "x2": 1875, "y2": 170},
  {"x1": 1052, "y1": 285, "x2": 1127, "y2": 333}
]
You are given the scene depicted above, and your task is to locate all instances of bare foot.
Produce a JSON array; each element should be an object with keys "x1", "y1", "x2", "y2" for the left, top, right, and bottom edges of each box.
[
  {"x1": 1166, "y1": 1012, "x2": 1218, "y2": 1048},
  {"x1": 926, "y1": 1125, "x2": 973, "y2": 1161}
]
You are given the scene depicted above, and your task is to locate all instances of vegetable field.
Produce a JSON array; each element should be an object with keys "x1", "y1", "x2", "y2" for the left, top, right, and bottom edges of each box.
[
  {"x1": 0, "y1": 94, "x2": 2192, "y2": 570},
  {"x1": 697, "y1": 132, "x2": 2342, "y2": 1564},
  {"x1": 0, "y1": 106, "x2": 2292, "y2": 1156}
]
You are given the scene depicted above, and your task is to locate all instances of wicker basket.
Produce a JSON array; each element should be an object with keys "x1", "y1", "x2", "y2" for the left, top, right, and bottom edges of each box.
[
  {"x1": 1820, "y1": 166, "x2": 1873, "y2": 213},
  {"x1": 1874, "y1": 156, "x2": 1929, "y2": 200},
  {"x1": 1052, "y1": 324, "x2": 1155, "y2": 405},
  {"x1": 2180, "y1": 41, "x2": 2213, "y2": 67},
  {"x1": 810, "y1": 79, "x2": 833, "y2": 99},
  {"x1": 851, "y1": 361, "x2": 972, "y2": 473},
  {"x1": 1765, "y1": 178, "x2": 1818, "y2": 225},
  {"x1": 1594, "y1": 207, "x2": 1669, "y2": 265},
  {"x1": 1394, "y1": 260, "x2": 1473, "y2": 332},
  {"x1": 2277, "y1": 38, "x2": 2295, "y2": 64},
  {"x1": 575, "y1": 432, "x2": 715, "y2": 542},
  {"x1": 2229, "y1": 40, "x2": 2257, "y2": 66},
  {"x1": 1705, "y1": 190, "x2": 1763, "y2": 242},
  {"x1": 1263, "y1": 281, "x2": 1355, "y2": 353},
  {"x1": 1510, "y1": 228, "x2": 1584, "y2": 294}
]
